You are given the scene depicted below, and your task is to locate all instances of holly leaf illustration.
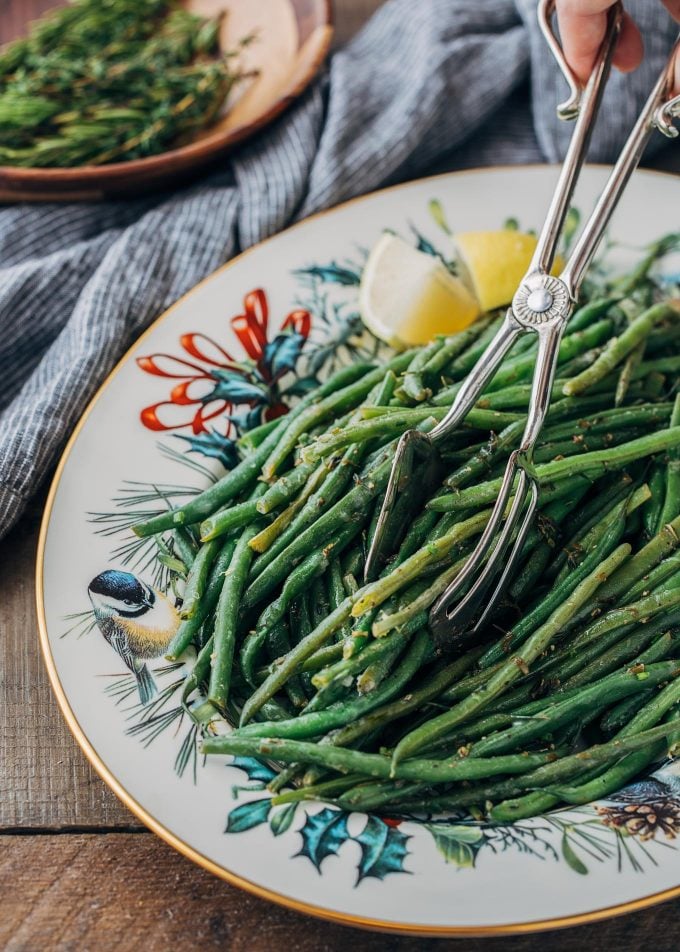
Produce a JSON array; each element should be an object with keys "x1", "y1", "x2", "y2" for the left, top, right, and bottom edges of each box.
[
  {"x1": 284, "y1": 375, "x2": 320, "y2": 397},
  {"x1": 296, "y1": 807, "x2": 350, "y2": 872},
  {"x1": 354, "y1": 816, "x2": 411, "y2": 884},
  {"x1": 225, "y1": 797, "x2": 272, "y2": 834},
  {"x1": 209, "y1": 371, "x2": 268, "y2": 405},
  {"x1": 424, "y1": 823, "x2": 483, "y2": 869},
  {"x1": 230, "y1": 756, "x2": 277, "y2": 785},
  {"x1": 175, "y1": 430, "x2": 239, "y2": 470},
  {"x1": 561, "y1": 833, "x2": 588, "y2": 875},
  {"x1": 264, "y1": 332, "x2": 307, "y2": 379}
]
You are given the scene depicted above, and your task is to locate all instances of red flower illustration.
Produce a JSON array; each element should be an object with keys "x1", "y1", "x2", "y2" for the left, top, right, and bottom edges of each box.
[{"x1": 136, "y1": 288, "x2": 312, "y2": 450}]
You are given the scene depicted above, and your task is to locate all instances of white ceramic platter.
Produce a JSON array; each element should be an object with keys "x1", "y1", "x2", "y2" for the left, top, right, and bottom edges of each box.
[{"x1": 38, "y1": 167, "x2": 680, "y2": 936}]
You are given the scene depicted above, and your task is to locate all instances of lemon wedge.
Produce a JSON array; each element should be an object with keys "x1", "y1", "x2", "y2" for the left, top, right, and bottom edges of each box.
[
  {"x1": 455, "y1": 230, "x2": 563, "y2": 313},
  {"x1": 359, "y1": 234, "x2": 480, "y2": 347}
]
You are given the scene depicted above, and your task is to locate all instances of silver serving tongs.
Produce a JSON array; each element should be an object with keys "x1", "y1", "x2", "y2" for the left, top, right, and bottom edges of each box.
[{"x1": 365, "y1": 0, "x2": 680, "y2": 650}]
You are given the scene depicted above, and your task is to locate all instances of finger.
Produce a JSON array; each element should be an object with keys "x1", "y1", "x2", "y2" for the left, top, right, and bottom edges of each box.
[
  {"x1": 611, "y1": 11, "x2": 644, "y2": 74},
  {"x1": 556, "y1": 0, "x2": 612, "y2": 83},
  {"x1": 555, "y1": 0, "x2": 643, "y2": 83},
  {"x1": 660, "y1": 2, "x2": 680, "y2": 93}
]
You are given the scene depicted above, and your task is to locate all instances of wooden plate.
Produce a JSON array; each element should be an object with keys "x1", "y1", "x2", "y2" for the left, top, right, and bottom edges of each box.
[{"x1": 0, "y1": 0, "x2": 332, "y2": 202}]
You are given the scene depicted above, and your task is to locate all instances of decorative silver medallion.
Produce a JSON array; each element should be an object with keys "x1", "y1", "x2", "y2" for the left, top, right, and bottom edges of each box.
[{"x1": 512, "y1": 273, "x2": 570, "y2": 327}]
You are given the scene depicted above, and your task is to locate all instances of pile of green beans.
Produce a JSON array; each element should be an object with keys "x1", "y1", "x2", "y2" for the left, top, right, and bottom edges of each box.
[{"x1": 134, "y1": 240, "x2": 680, "y2": 821}]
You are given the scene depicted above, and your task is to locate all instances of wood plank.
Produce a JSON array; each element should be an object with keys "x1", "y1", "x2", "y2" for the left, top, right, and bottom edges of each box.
[
  {"x1": 0, "y1": 502, "x2": 141, "y2": 829},
  {"x1": 1, "y1": 834, "x2": 679, "y2": 952}
]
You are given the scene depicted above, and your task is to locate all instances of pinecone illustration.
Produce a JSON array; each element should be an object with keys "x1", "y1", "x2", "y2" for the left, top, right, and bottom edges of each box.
[{"x1": 596, "y1": 798, "x2": 680, "y2": 841}]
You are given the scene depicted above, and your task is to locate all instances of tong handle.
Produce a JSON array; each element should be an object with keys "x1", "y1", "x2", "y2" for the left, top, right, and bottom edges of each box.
[
  {"x1": 429, "y1": 312, "x2": 521, "y2": 444},
  {"x1": 561, "y1": 32, "x2": 680, "y2": 298},
  {"x1": 538, "y1": 0, "x2": 583, "y2": 121},
  {"x1": 530, "y1": 0, "x2": 623, "y2": 278}
]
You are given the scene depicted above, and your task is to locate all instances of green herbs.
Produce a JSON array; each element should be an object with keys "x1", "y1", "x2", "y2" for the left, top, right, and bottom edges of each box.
[
  {"x1": 0, "y1": 0, "x2": 251, "y2": 168},
  {"x1": 134, "y1": 234, "x2": 680, "y2": 821}
]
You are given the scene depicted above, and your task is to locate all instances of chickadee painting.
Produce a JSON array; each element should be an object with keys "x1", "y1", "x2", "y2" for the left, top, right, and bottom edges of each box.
[{"x1": 88, "y1": 570, "x2": 180, "y2": 705}]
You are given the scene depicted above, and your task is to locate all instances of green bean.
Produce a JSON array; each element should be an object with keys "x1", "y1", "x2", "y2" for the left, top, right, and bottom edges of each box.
[
  {"x1": 256, "y1": 462, "x2": 318, "y2": 515},
  {"x1": 326, "y1": 647, "x2": 485, "y2": 750},
  {"x1": 488, "y1": 720, "x2": 680, "y2": 821},
  {"x1": 238, "y1": 598, "x2": 354, "y2": 725},
  {"x1": 236, "y1": 417, "x2": 282, "y2": 453},
  {"x1": 615, "y1": 340, "x2": 645, "y2": 406},
  {"x1": 178, "y1": 536, "x2": 222, "y2": 618},
  {"x1": 314, "y1": 622, "x2": 414, "y2": 689},
  {"x1": 263, "y1": 353, "x2": 415, "y2": 479},
  {"x1": 133, "y1": 363, "x2": 372, "y2": 536},
  {"x1": 207, "y1": 522, "x2": 260, "y2": 714},
  {"x1": 166, "y1": 536, "x2": 236, "y2": 660},
  {"x1": 626, "y1": 552, "x2": 680, "y2": 602},
  {"x1": 249, "y1": 444, "x2": 366, "y2": 576},
  {"x1": 266, "y1": 622, "x2": 308, "y2": 712},
  {"x1": 350, "y1": 510, "x2": 490, "y2": 618},
  {"x1": 199, "y1": 499, "x2": 262, "y2": 542},
  {"x1": 428, "y1": 427, "x2": 680, "y2": 512},
  {"x1": 398, "y1": 338, "x2": 446, "y2": 402},
  {"x1": 203, "y1": 733, "x2": 560, "y2": 783},
  {"x1": 563, "y1": 304, "x2": 676, "y2": 396},
  {"x1": 392, "y1": 544, "x2": 629, "y2": 766},
  {"x1": 422, "y1": 318, "x2": 495, "y2": 378},
  {"x1": 658, "y1": 394, "x2": 680, "y2": 528},
  {"x1": 469, "y1": 661, "x2": 677, "y2": 759},
  {"x1": 479, "y1": 501, "x2": 631, "y2": 669},
  {"x1": 587, "y1": 514, "x2": 680, "y2": 610},
  {"x1": 335, "y1": 781, "x2": 432, "y2": 812},
  {"x1": 238, "y1": 629, "x2": 430, "y2": 738},
  {"x1": 239, "y1": 627, "x2": 270, "y2": 689},
  {"x1": 172, "y1": 527, "x2": 198, "y2": 568},
  {"x1": 301, "y1": 642, "x2": 344, "y2": 674},
  {"x1": 305, "y1": 407, "x2": 522, "y2": 462},
  {"x1": 271, "y1": 774, "x2": 366, "y2": 806},
  {"x1": 599, "y1": 691, "x2": 656, "y2": 734},
  {"x1": 494, "y1": 671, "x2": 680, "y2": 814},
  {"x1": 566, "y1": 587, "x2": 680, "y2": 657},
  {"x1": 248, "y1": 461, "x2": 329, "y2": 555}
]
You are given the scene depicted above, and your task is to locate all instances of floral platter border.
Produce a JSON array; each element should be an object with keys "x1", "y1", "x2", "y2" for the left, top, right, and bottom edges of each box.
[{"x1": 38, "y1": 167, "x2": 680, "y2": 934}]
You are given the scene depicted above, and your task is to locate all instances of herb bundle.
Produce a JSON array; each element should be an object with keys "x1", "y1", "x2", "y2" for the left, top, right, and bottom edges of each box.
[{"x1": 0, "y1": 0, "x2": 250, "y2": 167}]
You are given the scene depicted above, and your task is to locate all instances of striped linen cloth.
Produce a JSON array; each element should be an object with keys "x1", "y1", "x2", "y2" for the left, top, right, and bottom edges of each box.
[{"x1": 0, "y1": 0, "x2": 677, "y2": 538}]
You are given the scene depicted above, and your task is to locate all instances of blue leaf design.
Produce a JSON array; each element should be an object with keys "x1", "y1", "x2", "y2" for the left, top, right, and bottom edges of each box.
[
  {"x1": 411, "y1": 226, "x2": 439, "y2": 258},
  {"x1": 209, "y1": 371, "x2": 268, "y2": 405},
  {"x1": 225, "y1": 797, "x2": 272, "y2": 833},
  {"x1": 353, "y1": 816, "x2": 411, "y2": 883},
  {"x1": 296, "y1": 807, "x2": 350, "y2": 872},
  {"x1": 293, "y1": 263, "x2": 361, "y2": 286},
  {"x1": 230, "y1": 756, "x2": 277, "y2": 784},
  {"x1": 264, "y1": 332, "x2": 306, "y2": 379},
  {"x1": 174, "y1": 431, "x2": 239, "y2": 470},
  {"x1": 284, "y1": 376, "x2": 320, "y2": 397}
]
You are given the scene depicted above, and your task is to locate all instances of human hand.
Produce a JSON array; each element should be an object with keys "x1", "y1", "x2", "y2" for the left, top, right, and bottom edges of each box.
[{"x1": 554, "y1": 1, "x2": 680, "y2": 88}]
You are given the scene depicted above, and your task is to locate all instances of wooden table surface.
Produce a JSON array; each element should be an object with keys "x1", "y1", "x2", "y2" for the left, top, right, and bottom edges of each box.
[{"x1": 2, "y1": 1, "x2": 680, "y2": 949}]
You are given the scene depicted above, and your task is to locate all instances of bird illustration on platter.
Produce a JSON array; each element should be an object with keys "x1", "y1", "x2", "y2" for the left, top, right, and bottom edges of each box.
[{"x1": 88, "y1": 569, "x2": 180, "y2": 704}]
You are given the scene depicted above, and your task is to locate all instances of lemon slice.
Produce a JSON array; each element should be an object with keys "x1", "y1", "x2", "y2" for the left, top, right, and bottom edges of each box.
[
  {"x1": 455, "y1": 230, "x2": 562, "y2": 313},
  {"x1": 359, "y1": 233, "x2": 480, "y2": 347}
]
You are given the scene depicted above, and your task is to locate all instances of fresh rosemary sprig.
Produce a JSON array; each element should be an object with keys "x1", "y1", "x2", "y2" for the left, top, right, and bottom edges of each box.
[{"x1": 0, "y1": 0, "x2": 251, "y2": 167}]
